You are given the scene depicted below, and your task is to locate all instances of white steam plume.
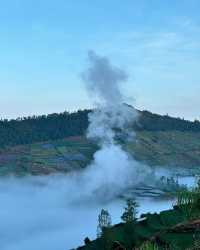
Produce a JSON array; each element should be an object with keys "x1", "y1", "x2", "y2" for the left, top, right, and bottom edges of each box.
[
  {"x1": 82, "y1": 50, "x2": 137, "y2": 144},
  {"x1": 82, "y1": 50, "x2": 127, "y2": 105},
  {"x1": 80, "y1": 50, "x2": 152, "y2": 200}
]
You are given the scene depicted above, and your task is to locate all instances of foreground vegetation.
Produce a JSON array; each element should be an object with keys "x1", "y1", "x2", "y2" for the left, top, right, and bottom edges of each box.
[{"x1": 76, "y1": 182, "x2": 200, "y2": 250}]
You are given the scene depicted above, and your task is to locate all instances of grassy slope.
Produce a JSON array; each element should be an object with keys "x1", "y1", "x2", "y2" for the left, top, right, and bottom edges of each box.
[
  {"x1": 77, "y1": 207, "x2": 200, "y2": 250},
  {"x1": 128, "y1": 131, "x2": 200, "y2": 168},
  {"x1": 0, "y1": 130, "x2": 200, "y2": 175},
  {"x1": 77, "y1": 184, "x2": 200, "y2": 250}
]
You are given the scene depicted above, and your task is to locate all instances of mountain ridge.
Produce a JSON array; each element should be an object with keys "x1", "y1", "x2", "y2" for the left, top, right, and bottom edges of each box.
[{"x1": 0, "y1": 108, "x2": 200, "y2": 149}]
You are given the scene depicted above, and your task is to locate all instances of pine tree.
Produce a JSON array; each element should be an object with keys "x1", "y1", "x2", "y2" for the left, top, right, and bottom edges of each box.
[
  {"x1": 121, "y1": 198, "x2": 139, "y2": 223},
  {"x1": 84, "y1": 237, "x2": 91, "y2": 245},
  {"x1": 97, "y1": 209, "x2": 112, "y2": 238}
]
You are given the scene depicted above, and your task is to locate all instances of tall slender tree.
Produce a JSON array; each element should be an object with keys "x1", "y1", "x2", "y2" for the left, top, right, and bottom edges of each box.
[
  {"x1": 121, "y1": 198, "x2": 139, "y2": 223},
  {"x1": 97, "y1": 209, "x2": 112, "y2": 238}
]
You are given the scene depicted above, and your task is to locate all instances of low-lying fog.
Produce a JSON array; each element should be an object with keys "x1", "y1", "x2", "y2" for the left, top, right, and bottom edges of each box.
[{"x1": 0, "y1": 174, "x2": 195, "y2": 250}]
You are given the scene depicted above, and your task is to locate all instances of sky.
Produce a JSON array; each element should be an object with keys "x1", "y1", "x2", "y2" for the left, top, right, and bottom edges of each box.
[{"x1": 0, "y1": 0, "x2": 200, "y2": 120}]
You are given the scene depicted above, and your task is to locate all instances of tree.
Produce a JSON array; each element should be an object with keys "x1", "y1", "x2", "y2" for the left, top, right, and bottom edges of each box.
[
  {"x1": 84, "y1": 237, "x2": 91, "y2": 245},
  {"x1": 97, "y1": 209, "x2": 112, "y2": 238},
  {"x1": 121, "y1": 198, "x2": 139, "y2": 223}
]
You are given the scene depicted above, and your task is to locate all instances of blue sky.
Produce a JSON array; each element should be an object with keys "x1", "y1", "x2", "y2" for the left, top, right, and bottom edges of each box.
[{"x1": 0, "y1": 0, "x2": 200, "y2": 120}]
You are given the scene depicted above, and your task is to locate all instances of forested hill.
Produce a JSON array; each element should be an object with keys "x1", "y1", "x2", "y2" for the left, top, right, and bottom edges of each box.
[{"x1": 0, "y1": 109, "x2": 200, "y2": 148}]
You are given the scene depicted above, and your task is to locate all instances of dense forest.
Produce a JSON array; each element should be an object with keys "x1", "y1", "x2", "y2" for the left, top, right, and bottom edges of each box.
[{"x1": 0, "y1": 108, "x2": 200, "y2": 148}]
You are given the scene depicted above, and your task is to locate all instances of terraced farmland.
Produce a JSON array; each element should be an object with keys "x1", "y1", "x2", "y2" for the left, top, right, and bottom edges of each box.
[
  {"x1": 0, "y1": 136, "x2": 97, "y2": 176},
  {"x1": 0, "y1": 130, "x2": 200, "y2": 176}
]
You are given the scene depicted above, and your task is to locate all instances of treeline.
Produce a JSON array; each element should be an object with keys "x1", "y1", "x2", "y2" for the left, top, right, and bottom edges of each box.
[
  {"x1": 0, "y1": 110, "x2": 89, "y2": 148},
  {"x1": 137, "y1": 110, "x2": 200, "y2": 132},
  {"x1": 0, "y1": 109, "x2": 200, "y2": 148}
]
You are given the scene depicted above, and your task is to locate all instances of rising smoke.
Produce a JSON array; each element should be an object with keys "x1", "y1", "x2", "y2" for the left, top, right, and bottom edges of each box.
[
  {"x1": 80, "y1": 50, "x2": 152, "y2": 200},
  {"x1": 82, "y1": 50, "x2": 127, "y2": 106},
  {"x1": 84, "y1": 50, "x2": 137, "y2": 145}
]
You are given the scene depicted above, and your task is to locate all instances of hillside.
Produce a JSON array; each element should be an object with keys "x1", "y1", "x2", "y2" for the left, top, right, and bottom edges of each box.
[
  {"x1": 76, "y1": 182, "x2": 200, "y2": 250},
  {"x1": 0, "y1": 109, "x2": 200, "y2": 175},
  {"x1": 77, "y1": 208, "x2": 200, "y2": 250},
  {"x1": 0, "y1": 109, "x2": 200, "y2": 148},
  {"x1": 0, "y1": 131, "x2": 200, "y2": 176}
]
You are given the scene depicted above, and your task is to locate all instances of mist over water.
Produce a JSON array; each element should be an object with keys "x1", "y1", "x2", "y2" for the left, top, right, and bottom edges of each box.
[
  {"x1": 0, "y1": 175, "x2": 104, "y2": 250},
  {"x1": 0, "y1": 174, "x2": 194, "y2": 250},
  {"x1": 0, "y1": 175, "x2": 176, "y2": 250}
]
